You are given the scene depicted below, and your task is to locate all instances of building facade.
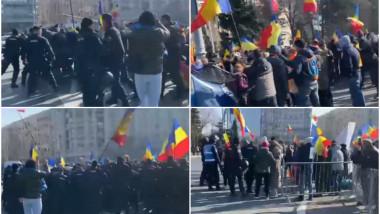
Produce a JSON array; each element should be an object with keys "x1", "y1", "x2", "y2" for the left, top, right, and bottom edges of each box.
[
  {"x1": 2, "y1": 0, "x2": 37, "y2": 33},
  {"x1": 2, "y1": 109, "x2": 189, "y2": 162},
  {"x1": 318, "y1": 109, "x2": 379, "y2": 141},
  {"x1": 260, "y1": 109, "x2": 312, "y2": 143}
]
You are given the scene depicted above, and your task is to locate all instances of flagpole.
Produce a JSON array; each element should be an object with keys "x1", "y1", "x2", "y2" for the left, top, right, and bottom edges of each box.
[
  {"x1": 98, "y1": 138, "x2": 112, "y2": 161},
  {"x1": 17, "y1": 111, "x2": 38, "y2": 146},
  {"x1": 227, "y1": 3, "x2": 242, "y2": 46}
]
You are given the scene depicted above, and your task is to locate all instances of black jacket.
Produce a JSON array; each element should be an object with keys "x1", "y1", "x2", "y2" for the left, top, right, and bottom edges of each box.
[
  {"x1": 164, "y1": 23, "x2": 181, "y2": 54},
  {"x1": 21, "y1": 34, "x2": 55, "y2": 64},
  {"x1": 298, "y1": 142, "x2": 313, "y2": 162},
  {"x1": 267, "y1": 54, "x2": 289, "y2": 95},
  {"x1": 3, "y1": 35, "x2": 23, "y2": 58},
  {"x1": 340, "y1": 46, "x2": 361, "y2": 77},
  {"x1": 103, "y1": 27, "x2": 125, "y2": 63},
  {"x1": 77, "y1": 28, "x2": 104, "y2": 66},
  {"x1": 17, "y1": 168, "x2": 46, "y2": 199},
  {"x1": 281, "y1": 49, "x2": 314, "y2": 87},
  {"x1": 224, "y1": 144, "x2": 243, "y2": 175},
  {"x1": 128, "y1": 24, "x2": 170, "y2": 75},
  {"x1": 253, "y1": 148, "x2": 276, "y2": 174}
]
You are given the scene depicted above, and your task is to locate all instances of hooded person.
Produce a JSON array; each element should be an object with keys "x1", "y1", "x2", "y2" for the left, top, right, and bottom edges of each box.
[
  {"x1": 339, "y1": 35, "x2": 365, "y2": 106},
  {"x1": 280, "y1": 39, "x2": 320, "y2": 107},
  {"x1": 331, "y1": 143, "x2": 344, "y2": 192},
  {"x1": 241, "y1": 140, "x2": 258, "y2": 193},
  {"x1": 317, "y1": 43, "x2": 334, "y2": 106},
  {"x1": 267, "y1": 45, "x2": 289, "y2": 106},
  {"x1": 245, "y1": 50, "x2": 277, "y2": 107},
  {"x1": 269, "y1": 140, "x2": 283, "y2": 197},
  {"x1": 128, "y1": 11, "x2": 170, "y2": 107},
  {"x1": 224, "y1": 137, "x2": 245, "y2": 196},
  {"x1": 253, "y1": 137, "x2": 276, "y2": 199}
]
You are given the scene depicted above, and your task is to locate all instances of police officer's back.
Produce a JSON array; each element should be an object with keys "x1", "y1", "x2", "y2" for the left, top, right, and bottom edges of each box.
[{"x1": 2, "y1": 29, "x2": 23, "y2": 88}]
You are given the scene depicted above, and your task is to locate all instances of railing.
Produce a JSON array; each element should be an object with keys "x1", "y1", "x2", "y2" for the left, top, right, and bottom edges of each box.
[{"x1": 281, "y1": 161, "x2": 354, "y2": 201}]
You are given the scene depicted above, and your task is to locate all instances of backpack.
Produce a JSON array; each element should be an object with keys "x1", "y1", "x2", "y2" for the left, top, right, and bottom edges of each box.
[{"x1": 306, "y1": 57, "x2": 319, "y2": 80}]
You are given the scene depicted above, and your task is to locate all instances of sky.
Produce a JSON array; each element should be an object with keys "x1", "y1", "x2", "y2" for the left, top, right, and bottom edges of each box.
[
  {"x1": 1, "y1": 108, "x2": 48, "y2": 127},
  {"x1": 198, "y1": 108, "x2": 335, "y2": 136}
]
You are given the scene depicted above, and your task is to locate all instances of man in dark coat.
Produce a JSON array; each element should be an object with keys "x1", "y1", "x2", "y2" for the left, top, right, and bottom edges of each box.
[
  {"x1": 267, "y1": 45, "x2": 289, "y2": 106},
  {"x1": 224, "y1": 137, "x2": 245, "y2": 196},
  {"x1": 102, "y1": 14, "x2": 129, "y2": 106},
  {"x1": 241, "y1": 140, "x2": 258, "y2": 193},
  {"x1": 2, "y1": 29, "x2": 23, "y2": 88}
]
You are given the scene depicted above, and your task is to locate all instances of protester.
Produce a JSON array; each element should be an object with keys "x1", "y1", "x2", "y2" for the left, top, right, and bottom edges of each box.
[
  {"x1": 253, "y1": 137, "x2": 276, "y2": 199},
  {"x1": 317, "y1": 43, "x2": 334, "y2": 106},
  {"x1": 339, "y1": 35, "x2": 366, "y2": 106},
  {"x1": 241, "y1": 140, "x2": 258, "y2": 194},
  {"x1": 128, "y1": 11, "x2": 170, "y2": 107},
  {"x1": 331, "y1": 143, "x2": 344, "y2": 192},
  {"x1": 297, "y1": 137, "x2": 314, "y2": 201},
  {"x1": 246, "y1": 50, "x2": 277, "y2": 106},
  {"x1": 269, "y1": 140, "x2": 283, "y2": 197},
  {"x1": 224, "y1": 137, "x2": 245, "y2": 196}
]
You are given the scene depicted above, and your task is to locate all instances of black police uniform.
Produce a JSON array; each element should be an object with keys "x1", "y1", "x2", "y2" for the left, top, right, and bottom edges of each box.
[
  {"x1": 224, "y1": 144, "x2": 245, "y2": 195},
  {"x1": 103, "y1": 26, "x2": 129, "y2": 105},
  {"x1": 21, "y1": 34, "x2": 58, "y2": 94},
  {"x1": 163, "y1": 23, "x2": 184, "y2": 97},
  {"x1": 2, "y1": 35, "x2": 23, "y2": 86},
  {"x1": 76, "y1": 28, "x2": 105, "y2": 106},
  {"x1": 241, "y1": 143, "x2": 258, "y2": 193}
]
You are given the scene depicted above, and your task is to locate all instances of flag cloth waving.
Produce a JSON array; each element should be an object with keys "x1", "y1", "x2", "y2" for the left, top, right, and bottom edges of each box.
[
  {"x1": 295, "y1": 29, "x2": 301, "y2": 41},
  {"x1": 112, "y1": 4, "x2": 119, "y2": 18},
  {"x1": 287, "y1": 125, "x2": 293, "y2": 132},
  {"x1": 167, "y1": 120, "x2": 190, "y2": 159},
  {"x1": 98, "y1": 1, "x2": 104, "y2": 29},
  {"x1": 348, "y1": 4, "x2": 364, "y2": 34},
  {"x1": 158, "y1": 137, "x2": 169, "y2": 162},
  {"x1": 231, "y1": 108, "x2": 246, "y2": 136},
  {"x1": 29, "y1": 145, "x2": 38, "y2": 161},
  {"x1": 244, "y1": 127, "x2": 255, "y2": 140},
  {"x1": 259, "y1": 15, "x2": 281, "y2": 50},
  {"x1": 143, "y1": 143, "x2": 154, "y2": 160},
  {"x1": 191, "y1": 0, "x2": 232, "y2": 33},
  {"x1": 112, "y1": 109, "x2": 135, "y2": 147},
  {"x1": 304, "y1": 0, "x2": 317, "y2": 13},
  {"x1": 241, "y1": 37, "x2": 258, "y2": 51},
  {"x1": 223, "y1": 133, "x2": 231, "y2": 148}
]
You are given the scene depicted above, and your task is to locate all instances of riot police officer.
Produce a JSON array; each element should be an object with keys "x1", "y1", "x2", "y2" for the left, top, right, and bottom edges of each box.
[
  {"x1": 224, "y1": 137, "x2": 245, "y2": 196},
  {"x1": 44, "y1": 167, "x2": 68, "y2": 214},
  {"x1": 2, "y1": 29, "x2": 23, "y2": 88},
  {"x1": 161, "y1": 14, "x2": 185, "y2": 98},
  {"x1": 76, "y1": 18, "x2": 105, "y2": 106},
  {"x1": 21, "y1": 26, "x2": 58, "y2": 95},
  {"x1": 201, "y1": 136, "x2": 221, "y2": 191},
  {"x1": 241, "y1": 140, "x2": 258, "y2": 193},
  {"x1": 102, "y1": 14, "x2": 129, "y2": 106}
]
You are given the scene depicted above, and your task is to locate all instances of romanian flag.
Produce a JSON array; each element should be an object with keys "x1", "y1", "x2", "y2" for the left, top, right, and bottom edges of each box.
[
  {"x1": 167, "y1": 120, "x2": 190, "y2": 159},
  {"x1": 371, "y1": 128, "x2": 379, "y2": 140},
  {"x1": 241, "y1": 37, "x2": 258, "y2": 51},
  {"x1": 269, "y1": 0, "x2": 279, "y2": 14},
  {"x1": 294, "y1": 134, "x2": 298, "y2": 144},
  {"x1": 287, "y1": 125, "x2": 293, "y2": 132},
  {"x1": 259, "y1": 15, "x2": 281, "y2": 50},
  {"x1": 158, "y1": 138, "x2": 169, "y2": 162},
  {"x1": 111, "y1": 4, "x2": 119, "y2": 19},
  {"x1": 313, "y1": 136, "x2": 332, "y2": 156},
  {"x1": 295, "y1": 29, "x2": 301, "y2": 41},
  {"x1": 231, "y1": 108, "x2": 246, "y2": 136},
  {"x1": 142, "y1": 143, "x2": 154, "y2": 160},
  {"x1": 359, "y1": 124, "x2": 374, "y2": 139},
  {"x1": 315, "y1": 32, "x2": 321, "y2": 42},
  {"x1": 112, "y1": 109, "x2": 135, "y2": 147},
  {"x1": 244, "y1": 127, "x2": 255, "y2": 141},
  {"x1": 191, "y1": 0, "x2": 232, "y2": 33},
  {"x1": 17, "y1": 109, "x2": 25, "y2": 113},
  {"x1": 98, "y1": 1, "x2": 104, "y2": 29},
  {"x1": 311, "y1": 114, "x2": 318, "y2": 122},
  {"x1": 60, "y1": 155, "x2": 66, "y2": 167},
  {"x1": 352, "y1": 135, "x2": 360, "y2": 147},
  {"x1": 223, "y1": 133, "x2": 231, "y2": 148},
  {"x1": 29, "y1": 146, "x2": 38, "y2": 161},
  {"x1": 304, "y1": 0, "x2": 317, "y2": 13},
  {"x1": 223, "y1": 48, "x2": 230, "y2": 60},
  {"x1": 348, "y1": 4, "x2": 364, "y2": 34},
  {"x1": 333, "y1": 33, "x2": 339, "y2": 43},
  {"x1": 232, "y1": 43, "x2": 240, "y2": 52}
]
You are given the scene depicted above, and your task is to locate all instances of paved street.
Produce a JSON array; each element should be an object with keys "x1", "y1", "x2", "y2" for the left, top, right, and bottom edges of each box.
[
  {"x1": 191, "y1": 156, "x2": 366, "y2": 214},
  {"x1": 1, "y1": 62, "x2": 188, "y2": 107}
]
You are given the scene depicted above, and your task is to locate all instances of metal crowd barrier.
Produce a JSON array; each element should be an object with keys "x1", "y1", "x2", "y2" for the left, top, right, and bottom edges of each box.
[
  {"x1": 280, "y1": 161, "x2": 355, "y2": 203},
  {"x1": 352, "y1": 165, "x2": 378, "y2": 214}
]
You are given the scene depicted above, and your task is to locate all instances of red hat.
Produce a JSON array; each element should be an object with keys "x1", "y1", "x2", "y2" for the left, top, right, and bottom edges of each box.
[{"x1": 261, "y1": 141, "x2": 269, "y2": 148}]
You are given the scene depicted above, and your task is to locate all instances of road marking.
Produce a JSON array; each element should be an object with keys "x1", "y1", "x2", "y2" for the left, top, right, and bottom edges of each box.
[{"x1": 296, "y1": 201, "x2": 308, "y2": 214}]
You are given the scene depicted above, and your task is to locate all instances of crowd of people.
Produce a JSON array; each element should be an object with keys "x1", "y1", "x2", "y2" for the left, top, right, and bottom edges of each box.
[
  {"x1": 192, "y1": 31, "x2": 379, "y2": 107},
  {"x1": 2, "y1": 156, "x2": 189, "y2": 214},
  {"x1": 198, "y1": 134, "x2": 378, "y2": 208},
  {"x1": 2, "y1": 11, "x2": 189, "y2": 107}
]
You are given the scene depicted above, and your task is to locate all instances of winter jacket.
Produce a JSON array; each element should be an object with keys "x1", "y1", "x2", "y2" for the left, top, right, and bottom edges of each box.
[
  {"x1": 164, "y1": 22, "x2": 181, "y2": 54},
  {"x1": 298, "y1": 142, "x2": 313, "y2": 162},
  {"x1": 331, "y1": 145, "x2": 344, "y2": 171},
  {"x1": 281, "y1": 49, "x2": 315, "y2": 87},
  {"x1": 224, "y1": 144, "x2": 243, "y2": 175},
  {"x1": 246, "y1": 57, "x2": 276, "y2": 101},
  {"x1": 253, "y1": 148, "x2": 276, "y2": 174},
  {"x1": 267, "y1": 45, "x2": 289, "y2": 95},
  {"x1": 3, "y1": 35, "x2": 23, "y2": 58},
  {"x1": 103, "y1": 26, "x2": 125, "y2": 63},
  {"x1": 17, "y1": 168, "x2": 46, "y2": 199},
  {"x1": 361, "y1": 148, "x2": 379, "y2": 169},
  {"x1": 340, "y1": 36, "x2": 361, "y2": 77},
  {"x1": 21, "y1": 34, "x2": 55, "y2": 64},
  {"x1": 317, "y1": 49, "x2": 333, "y2": 91},
  {"x1": 128, "y1": 24, "x2": 170, "y2": 75}
]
